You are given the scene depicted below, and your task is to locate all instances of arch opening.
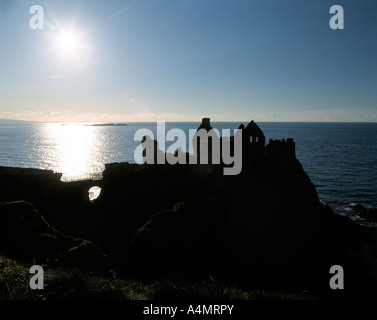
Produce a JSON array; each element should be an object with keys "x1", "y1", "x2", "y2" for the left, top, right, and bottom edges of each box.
[{"x1": 88, "y1": 186, "x2": 101, "y2": 201}]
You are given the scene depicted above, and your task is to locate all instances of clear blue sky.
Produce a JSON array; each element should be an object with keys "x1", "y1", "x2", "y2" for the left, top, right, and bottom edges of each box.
[{"x1": 0, "y1": 0, "x2": 376, "y2": 122}]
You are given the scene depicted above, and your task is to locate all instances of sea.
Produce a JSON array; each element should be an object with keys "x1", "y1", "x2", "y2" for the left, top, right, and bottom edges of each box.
[{"x1": 0, "y1": 121, "x2": 376, "y2": 226}]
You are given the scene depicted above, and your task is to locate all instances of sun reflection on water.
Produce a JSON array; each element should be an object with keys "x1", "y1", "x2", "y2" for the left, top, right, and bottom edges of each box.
[{"x1": 45, "y1": 123, "x2": 104, "y2": 179}]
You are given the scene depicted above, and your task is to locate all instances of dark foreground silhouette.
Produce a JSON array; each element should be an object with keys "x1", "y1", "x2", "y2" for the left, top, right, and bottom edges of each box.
[{"x1": 1, "y1": 118, "x2": 377, "y2": 299}]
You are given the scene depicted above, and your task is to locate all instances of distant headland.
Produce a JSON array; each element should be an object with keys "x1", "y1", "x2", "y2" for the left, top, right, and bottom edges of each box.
[
  {"x1": 0, "y1": 119, "x2": 39, "y2": 125},
  {"x1": 88, "y1": 123, "x2": 128, "y2": 126},
  {"x1": 60, "y1": 122, "x2": 128, "y2": 126}
]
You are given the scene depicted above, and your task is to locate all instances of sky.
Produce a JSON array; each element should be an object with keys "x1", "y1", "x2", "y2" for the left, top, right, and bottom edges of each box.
[{"x1": 0, "y1": 0, "x2": 376, "y2": 123}]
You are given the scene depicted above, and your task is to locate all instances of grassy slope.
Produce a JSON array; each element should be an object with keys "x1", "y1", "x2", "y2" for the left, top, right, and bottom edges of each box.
[{"x1": 0, "y1": 255, "x2": 317, "y2": 301}]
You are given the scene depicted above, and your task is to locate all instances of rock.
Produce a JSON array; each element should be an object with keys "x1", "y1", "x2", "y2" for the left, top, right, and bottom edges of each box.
[
  {"x1": 348, "y1": 204, "x2": 377, "y2": 223},
  {"x1": 0, "y1": 201, "x2": 109, "y2": 273},
  {"x1": 0, "y1": 166, "x2": 100, "y2": 240},
  {"x1": 126, "y1": 198, "x2": 231, "y2": 278},
  {"x1": 0, "y1": 201, "x2": 75, "y2": 263},
  {"x1": 61, "y1": 240, "x2": 109, "y2": 274}
]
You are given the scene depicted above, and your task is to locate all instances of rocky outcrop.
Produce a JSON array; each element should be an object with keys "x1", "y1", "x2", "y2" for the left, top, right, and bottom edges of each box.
[
  {"x1": 0, "y1": 201, "x2": 109, "y2": 273},
  {"x1": 0, "y1": 166, "x2": 100, "y2": 240},
  {"x1": 60, "y1": 240, "x2": 109, "y2": 273},
  {"x1": 123, "y1": 160, "x2": 365, "y2": 289},
  {"x1": 0, "y1": 118, "x2": 376, "y2": 293},
  {"x1": 116, "y1": 119, "x2": 375, "y2": 291},
  {"x1": 125, "y1": 198, "x2": 231, "y2": 278},
  {"x1": 348, "y1": 204, "x2": 377, "y2": 223}
]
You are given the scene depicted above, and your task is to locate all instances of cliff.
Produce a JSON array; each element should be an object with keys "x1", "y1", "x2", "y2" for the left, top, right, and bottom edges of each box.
[{"x1": 0, "y1": 118, "x2": 376, "y2": 295}]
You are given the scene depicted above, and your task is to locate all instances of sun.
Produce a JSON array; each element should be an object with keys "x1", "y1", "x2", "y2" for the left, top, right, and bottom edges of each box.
[
  {"x1": 56, "y1": 31, "x2": 81, "y2": 55},
  {"x1": 53, "y1": 29, "x2": 84, "y2": 60},
  {"x1": 50, "y1": 26, "x2": 91, "y2": 68}
]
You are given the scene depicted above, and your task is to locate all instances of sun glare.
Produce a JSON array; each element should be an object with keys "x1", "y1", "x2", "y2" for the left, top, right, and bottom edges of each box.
[
  {"x1": 50, "y1": 25, "x2": 91, "y2": 68},
  {"x1": 56, "y1": 31, "x2": 81, "y2": 55},
  {"x1": 46, "y1": 123, "x2": 103, "y2": 179}
]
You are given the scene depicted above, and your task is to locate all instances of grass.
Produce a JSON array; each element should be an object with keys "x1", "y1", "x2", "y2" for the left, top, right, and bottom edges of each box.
[
  {"x1": 0, "y1": 255, "x2": 318, "y2": 301},
  {"x1": 0, "y1": 256, "x2": 45, "y2": 300}
]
